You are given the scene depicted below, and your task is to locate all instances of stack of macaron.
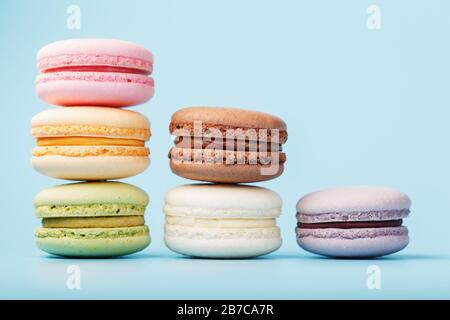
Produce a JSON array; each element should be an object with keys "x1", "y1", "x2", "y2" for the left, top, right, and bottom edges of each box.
[
  {"x1": 31, "y1": 38, "x2": 154, "y2": 257},
  {"x1": 164, "y1": 107, "x2": 288, "y2": 258}
]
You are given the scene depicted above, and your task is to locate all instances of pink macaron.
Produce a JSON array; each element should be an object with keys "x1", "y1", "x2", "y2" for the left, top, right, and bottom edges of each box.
[{"x1": 36, "y1": 38, "x2": 154, "y2": 107}]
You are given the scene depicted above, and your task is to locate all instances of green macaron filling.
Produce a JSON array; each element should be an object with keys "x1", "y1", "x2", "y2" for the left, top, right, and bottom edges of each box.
[
  {"x1": 35, "y1": 226, "x2": 149, "y2": 240},
  {"x1": 42, "y1": 216, "x2": 145, "y2": 228},
  {"x1": 35, "y1": 203, "x2": 146, "y2": 218}
]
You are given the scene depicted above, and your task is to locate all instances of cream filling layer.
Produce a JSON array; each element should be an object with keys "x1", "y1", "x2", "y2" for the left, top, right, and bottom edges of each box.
[
  {"x1": 37, "y1": 137, "x2": 145, "y2": 147},
  {"x1": 42, "y1": 216, "x2": 145, "y2": 228}
]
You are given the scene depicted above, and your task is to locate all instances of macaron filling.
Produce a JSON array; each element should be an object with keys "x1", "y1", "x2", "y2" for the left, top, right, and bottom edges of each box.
[
  {"x1": 37, "y1": 137, "x2": 145, "y2": 147},
  {"x1": 42, "y1": 65, "x2": 150, "y2": 75},
  {"x1": 37, "y1": 54, "x2": 153, "y2": 85},
  {"x1": 169, "y1": 148, "x2": 286, "y2": 165},
  {"x1": 297, "y1": 219, "x2": 403, "y2": 229},
  {"x1": 296, "y1": 209, "x2": 409, "y2": 230},
  {"x1": 170, "y1": 123, "x2": 288, "y2": 143},
  {"x1": 33, "y1": 122, "x2": 150, "y2": 157},
  {"x1": 170, "y1": 122, "x2": 287, "y2": 166},
  {"x1": 38, "y1": 54, "x2": 152, "y2": 75},
  {"x1": 174, "y1": 136, "x2": 283, "y2": 152},
  {"x1": 42, "y1": 216, "x2": 145, "y2": 228}
]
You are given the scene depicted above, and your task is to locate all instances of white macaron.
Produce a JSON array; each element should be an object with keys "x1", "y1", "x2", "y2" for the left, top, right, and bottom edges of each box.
[{"x1": 164, "y1": 184, "x2": 283, "y2": 258}]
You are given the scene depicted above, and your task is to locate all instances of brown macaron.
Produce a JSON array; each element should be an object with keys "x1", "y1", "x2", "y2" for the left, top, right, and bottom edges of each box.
[{"x1": 169, "y1": 106, "x2": 288, "y2": 183}]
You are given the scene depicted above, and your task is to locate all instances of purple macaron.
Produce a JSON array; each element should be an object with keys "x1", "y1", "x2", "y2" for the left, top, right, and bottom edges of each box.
[{"x1": 296, "y1": 186, "x2": 411, "y2": 258}]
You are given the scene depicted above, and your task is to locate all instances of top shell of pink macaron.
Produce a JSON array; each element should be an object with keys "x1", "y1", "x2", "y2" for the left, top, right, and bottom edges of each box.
[
  {"x1": 297, "y1": 186, "x2": 411, "y2": 215},
  {"x1": 37, "y1": 38, "x2": 153, "y2": 75}
]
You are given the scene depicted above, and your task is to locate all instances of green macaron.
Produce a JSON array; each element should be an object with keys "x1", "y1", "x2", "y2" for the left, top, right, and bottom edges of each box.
[{"x1": 34, "y1": 182, "x2": 151, "y2": 257}]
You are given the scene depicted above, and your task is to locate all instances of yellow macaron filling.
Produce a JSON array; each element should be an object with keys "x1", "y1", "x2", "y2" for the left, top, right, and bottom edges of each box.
[
  {"x1": 42, "y1": 216, "x2": 145, "y2": 228},
  {"x1": 37, "y1": 137, "x2": 145, "y2": 147},
  {"x1": 165, "y1": 216, "x2": 276, "y2": 228}
]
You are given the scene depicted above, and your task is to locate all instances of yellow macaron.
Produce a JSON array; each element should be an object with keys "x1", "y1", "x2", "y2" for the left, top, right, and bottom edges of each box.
[{"x1": 31, "y1": 107, "x2": 151, "y2": 180}]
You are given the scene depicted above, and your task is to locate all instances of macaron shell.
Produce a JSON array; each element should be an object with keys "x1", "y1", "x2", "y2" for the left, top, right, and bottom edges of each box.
[
  {"x1": 37, "y1": 38, "x2": 153, "y2": 71},
  {"x1": 34, "y1": 181, "x2": 149, "y2": 207},
  {"x1": 296, "y1": 227, "x2": 409, "y2": 258},
  {"x1": 164, "y1": 184, "x2": 282, "y2": 218},
  {"x1": 165, "y1": 225, "x2": 282, "y2": 258},
  {"x1": 31, "y1": 106, "x2": 150, "y2": 130},
  {"x1": 32, "y1": 155, "x2": 149, "y2": 180},
  {"x1": 171, "y1": 107, "x2": 287, "y2": 131},
  {"x1": 297, "y1": 186, "x2": 411, "y2": 214},
  {"x1": 170, "y1": 161, "x2": 284, "y2": 183},
  {"x1": 36, "y1": 226, "x2": 151, "y2": 257},
  {"x1": 36, "y1": 75, "x2": 154, "y2": 107}
]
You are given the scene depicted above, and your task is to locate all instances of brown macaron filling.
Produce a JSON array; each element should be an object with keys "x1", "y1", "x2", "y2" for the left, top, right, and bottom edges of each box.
[
  {"x1": 174, "y1": 136, "x2": 283, "y2": 152},
  {"x1": 169, "y1": 124, "x2": 287, "y2": 165},
  {"x1": 297, "y1": 219, "x2": 403, "y2": 229}
]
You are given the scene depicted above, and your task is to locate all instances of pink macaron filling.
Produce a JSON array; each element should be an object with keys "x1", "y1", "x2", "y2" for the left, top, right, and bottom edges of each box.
[
  {"x1": 38, "y1": 54, "x2": 152, "y2": 75},
  {"x1": 42, "y1": 65, "x2": 150, "y2": 75},
  {"x1": 36, "y1": 54, "x2": 154, "y2": 87}
]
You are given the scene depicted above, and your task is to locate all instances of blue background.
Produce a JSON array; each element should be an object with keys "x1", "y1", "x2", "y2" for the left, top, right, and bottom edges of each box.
[{"x1": 0, "y1": 0, "x2": 449, "y2": 299}]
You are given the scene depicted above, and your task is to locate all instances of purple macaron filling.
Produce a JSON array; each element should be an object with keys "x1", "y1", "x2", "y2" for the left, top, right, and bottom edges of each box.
[{"x1": 296, "y1": 209, "x2": 410, "y2": 240}]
